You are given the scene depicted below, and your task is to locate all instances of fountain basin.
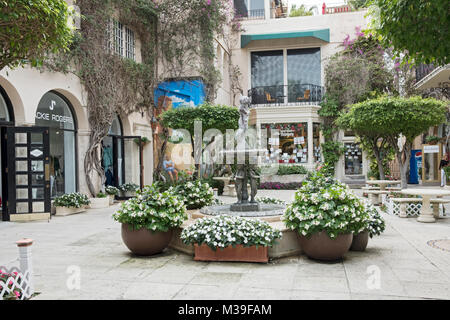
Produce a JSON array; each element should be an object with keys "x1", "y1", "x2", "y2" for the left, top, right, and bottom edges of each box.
[{"x1": 200, "y1": 203, "x2": 285, "y2": 218}]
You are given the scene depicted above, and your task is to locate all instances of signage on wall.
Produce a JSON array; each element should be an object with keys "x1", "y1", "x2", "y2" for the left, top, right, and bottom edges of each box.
[
  {"x1": 424, "y1": 145, "x2": 439, "y2": 154},
  {"x1": 35, "y1": 100, "x2": 73, "y2": 125}
]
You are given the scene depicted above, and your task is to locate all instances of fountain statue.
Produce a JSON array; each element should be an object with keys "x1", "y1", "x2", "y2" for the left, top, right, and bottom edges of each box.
[{"x1": 200, "y1": 95, "x2": 285, "y2": 218}]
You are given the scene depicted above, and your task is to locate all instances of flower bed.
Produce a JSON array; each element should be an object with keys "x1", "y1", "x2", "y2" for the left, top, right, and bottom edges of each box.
[
  {"x1": 53, "y1": 192, "x2": 90, "y2": 208},
  {"x1": 181, "y1": 215, "x2": 282, "y2": 262},
  {"x1": 255, "y1": 197, "x2": 286, "y2": 205},
  {"x1": 259, "y1": 182, "x2": 302, "y2": 190}
]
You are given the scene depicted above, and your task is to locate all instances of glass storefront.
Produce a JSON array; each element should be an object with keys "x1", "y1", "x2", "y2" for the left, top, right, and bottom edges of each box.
[
  {"x1": 262, "y1": 123, "x2": 308, "y2": 164},
  {"x1": 344, "y1": 143, "x2": 363, "y2": 175},
  {"x1": 103, "y1": 115, "x2": 124, "y2": 187},
  {"x1": 35, "y1": 92, "x2": 77, "y2": 197}
]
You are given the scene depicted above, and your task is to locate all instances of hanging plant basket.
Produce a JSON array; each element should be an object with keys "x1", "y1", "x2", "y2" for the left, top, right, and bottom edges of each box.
[{"x1": 194, "y1": 244, "x2": 269, "y2": 263}]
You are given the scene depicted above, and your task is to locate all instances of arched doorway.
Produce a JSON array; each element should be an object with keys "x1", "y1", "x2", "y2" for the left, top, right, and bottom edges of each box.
[
  {"x1": 1, "y1": 85, "x2": 15, "y2": 219},
  {"x1": 35, "y1": 91, "x2": 78, "y2": 197},
  {"x1": 102, "y1": 114, "x2": 144, "y2": 197}
]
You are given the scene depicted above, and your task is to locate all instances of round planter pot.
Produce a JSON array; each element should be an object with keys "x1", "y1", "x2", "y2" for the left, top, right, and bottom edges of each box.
[
  {"x1": 350, "y1": 231, "x2": 369, "y2": 252},
  {"x1": 121, "y1": 223, "x2": 173, "y2": 256},
  {"x1": 299, "y1": 231, "x2": 353, "y2": 261}
]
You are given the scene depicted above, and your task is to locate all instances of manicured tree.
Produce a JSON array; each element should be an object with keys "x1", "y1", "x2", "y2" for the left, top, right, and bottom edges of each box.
[
  {"x1": 344, "y1": 96, "x2": 448, "y2": 188},
  {"x1": 289, "y1": 4, "x2": 313, "y2": 17},
  {"x1": 0, "y1": 0, "x2": 73, "y2": 71},
  {"x1": 338, "y1": 108, "x2": 392, "y2": 180},
  {"x1": 368, "y1": 0, "x2": 449, "y2": 65},
  {"x1": 161, "y1": 104, "x2": 239, "y2": 177}
]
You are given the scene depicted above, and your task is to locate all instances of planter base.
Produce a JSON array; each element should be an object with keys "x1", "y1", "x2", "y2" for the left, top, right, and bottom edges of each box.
[
  {"x1": 299, "y1": 232, "x2": 353, "y2": 261},
  {"x1": 350, "y1": 231, "x2": 369, "y2": 252},
  {"x1": 55, "y1": 207, "x2": 86, "y2": 216},
  {"x1": 121, "y1": 224, "x2": 173, "y2": 256},
  {"x1": 194, "y1": 244, "x2": 268, "y2": 263},
  {"x1": 89, "y1": 198, "x2": 110, "y2": 209}
]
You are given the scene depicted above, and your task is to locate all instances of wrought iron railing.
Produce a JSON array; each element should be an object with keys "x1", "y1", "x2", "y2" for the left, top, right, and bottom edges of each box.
[
  {"x1": 248, "y1": 84, "x2": 324, "y2": 105},
  {"x1": 234, "y1": 9, "x2": 265, "y2": 20}
]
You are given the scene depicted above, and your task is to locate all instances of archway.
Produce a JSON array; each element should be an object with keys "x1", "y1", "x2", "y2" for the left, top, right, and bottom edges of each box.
[{"x1": 35, "y1": 91, "x2": 78, "y2": 197}]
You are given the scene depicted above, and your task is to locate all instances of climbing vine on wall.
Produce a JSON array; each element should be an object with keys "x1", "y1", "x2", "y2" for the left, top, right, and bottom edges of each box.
[{"x1": 41, "y1": 0, "x2": 232, "y2": 196}]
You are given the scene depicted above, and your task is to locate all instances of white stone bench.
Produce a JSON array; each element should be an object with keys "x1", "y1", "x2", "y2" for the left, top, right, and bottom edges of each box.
[
  {"x1": 390, "y1": 197, "x2": 450, "y2": 218},
  {"x1": 367, "y1": 190, "x2": 391, "y2": 205}
]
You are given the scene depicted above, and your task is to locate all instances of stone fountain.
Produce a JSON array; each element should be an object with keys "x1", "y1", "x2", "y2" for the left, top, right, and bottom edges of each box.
[{"x1": 200, "y1": 96, "x2": 285, "y2": 219}]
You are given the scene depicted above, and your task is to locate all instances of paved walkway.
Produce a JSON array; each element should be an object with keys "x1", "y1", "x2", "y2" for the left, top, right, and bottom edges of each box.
[{"x1": 0, "y1": 189, "x2": 449, "y2": 300}]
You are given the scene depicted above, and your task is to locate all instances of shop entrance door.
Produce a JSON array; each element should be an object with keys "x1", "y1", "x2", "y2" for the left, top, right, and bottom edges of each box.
[
  {"x1": 3, "y1": 127, "x2": 50, "y2": 221},
  {"x1": 422, "y1": 144, "x2": 442, "y2": 185},
  {"x1": 115, "y1": 136, "x2": 143, "y2": 192}
]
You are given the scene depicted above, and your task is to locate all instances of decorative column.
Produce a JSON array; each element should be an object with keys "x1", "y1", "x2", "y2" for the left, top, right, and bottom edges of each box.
[{"x1": 16, "y1": 238, "x2": 34, "y2": 296}]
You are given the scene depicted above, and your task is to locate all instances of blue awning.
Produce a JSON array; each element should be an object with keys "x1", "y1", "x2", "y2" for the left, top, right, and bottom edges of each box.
[{"x1": 241, "y1": 29, "x2": 330, "y2": 48}]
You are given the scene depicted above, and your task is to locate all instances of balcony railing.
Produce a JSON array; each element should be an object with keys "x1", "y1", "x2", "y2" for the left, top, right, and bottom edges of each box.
[
  {"x1": 323, "y1": 4, "x2": 353, "y2": 14},
  {"x1": 416, "y1": 64, "x2": 437, "y2": 83},
  {"x1": 248, "y1": 84, "x2": 323, "y2": 106}
]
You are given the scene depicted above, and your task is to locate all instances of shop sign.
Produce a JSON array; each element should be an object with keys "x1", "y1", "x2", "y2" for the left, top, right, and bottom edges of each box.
[
  {"x1": 280, "y1": 129, "x2": 294, "y2": 137},
  {"x1": 424, "y1": 145, "x2": 439, "y2": 154},
  {"x1": 35, "y1": 100, "x2": 73, "y2": 125}
]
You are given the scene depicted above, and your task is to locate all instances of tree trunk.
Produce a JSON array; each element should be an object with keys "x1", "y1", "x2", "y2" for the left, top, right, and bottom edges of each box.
[
  {"x1": 396, "y1": 143, "x2": 412, "y2": 189},
  {"x1": 372, "y1": 142, "x2": 386, "y2": 180}
]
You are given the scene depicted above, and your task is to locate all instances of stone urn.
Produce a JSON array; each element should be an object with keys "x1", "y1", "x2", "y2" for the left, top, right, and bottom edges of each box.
[
  {"x1": 121, "y1": 223, "x2": 173, "y2": 256},
  {"x1": 299, "y1": 231, "x2": 353, "y2": 261},
  {"x1": 350, "y1": 231, "x2": 369, "y2": 252}
]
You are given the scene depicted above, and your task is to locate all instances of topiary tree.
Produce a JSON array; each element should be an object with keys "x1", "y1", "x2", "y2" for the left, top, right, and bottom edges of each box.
[
  {"x1": 161, "y1": 104, "x2": 239, "y2": 178},
  {"x1": 343, "y1": 96, "x2": 448, "y2": 188},
  {"x1": 368, "y1": 0, "x2": 449, "y2": 65},
  {"x1": 0, "y1": 0, "x2": 73, "y2": 71}
]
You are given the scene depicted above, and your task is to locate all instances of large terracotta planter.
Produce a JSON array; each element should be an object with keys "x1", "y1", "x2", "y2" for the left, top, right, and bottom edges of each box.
[
  {"x1": 350, "y1": 231, "x2": 369, "y2": 252},
  {"x1": 194, "y1": 244, "x2": 268, "y2": 263},
  {"x1": 299, "y1": 231, "x2": 353, "y2": 261},
  {"x1": 121, "y1": 223, "x2": 172, "y2": 256}
]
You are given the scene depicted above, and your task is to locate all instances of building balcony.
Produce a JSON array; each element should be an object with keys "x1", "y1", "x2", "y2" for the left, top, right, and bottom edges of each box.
[
  {"x1": 322, "y1": 3, "x2": 353, "y2": 14},
  {"x1": 248, "y1": 84, "x2": 323, "y2": 106}
]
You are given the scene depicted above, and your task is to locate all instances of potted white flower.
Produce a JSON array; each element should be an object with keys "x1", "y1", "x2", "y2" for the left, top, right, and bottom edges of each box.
[
  {"x1": 89, "y1": 191, "x2": 110, "y2": 209},
  {"x1": 105, "y1": 186, "x2": 119, "y2": 205},
  {"x1": 181, "y1": 215, "x2": 282, "y2": 263},
  {"x1": 176, "y1": 180, "x2": 215, "y2": 210},
  {"x1": 113, "y1": 185, "x2": 187, "y2": 256},
  {"x1": 119, "y1": 183, "x2": 140, "y2": 198},
  {"x1": 283, "y1": 170, "x2": 370, "y2": 261},
  {"x1": 350, "y1": 200, "x2": 386, "y2": 251},
  {"x1": 53, "y1": 193, "x2": 90, "y2": 216}
]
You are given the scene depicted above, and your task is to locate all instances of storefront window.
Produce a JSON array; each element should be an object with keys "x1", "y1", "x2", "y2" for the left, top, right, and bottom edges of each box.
[
  {"x1": 313, "y1": 123, "x2": 321, "y2": 162},
  {"x1": 103, "y1": 115, "x2": 124, "y2": 186},
  {"x1": 35, "y1": 92, "x2": 77, "y2": 197},
  {"x1": 262, "y1": 123, "x2": 308, "y2": 164},
  {"x1": 344, "y1": 143, "x2": 363, "y2": 175}
]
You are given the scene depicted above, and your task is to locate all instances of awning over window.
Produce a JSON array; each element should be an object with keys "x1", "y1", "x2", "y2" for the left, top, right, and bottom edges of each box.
[{"x1": 241, "y1": 29, "x2": 330, "y2": 48}]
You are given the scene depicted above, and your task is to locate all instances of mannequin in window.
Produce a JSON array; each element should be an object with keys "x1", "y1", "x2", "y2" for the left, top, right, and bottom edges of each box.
[
  {"x1": 103, "y1": 143, "x2": 115, "y2": 186},
  {"x1": 163, "y1": 155, "x2": 178, "y2": 181}
]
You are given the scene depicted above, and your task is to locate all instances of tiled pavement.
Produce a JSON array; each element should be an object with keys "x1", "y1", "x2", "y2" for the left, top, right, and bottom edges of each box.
[{"x1": 0, "y1": 189, "x2": 449, "y2": 300}]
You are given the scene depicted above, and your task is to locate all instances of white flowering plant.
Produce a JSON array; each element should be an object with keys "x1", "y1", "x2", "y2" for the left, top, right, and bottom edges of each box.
[
  {"x1": 119, "y1": 183, "x2": 140, "y2": 192},
  {"x1": 53, "y1": 193, "x2": 90, "y2": 208},
  {"x1": 181, "y1": 215, "x2": 282, "y2": 251},
  {"x1": 112, "y1": 184, "x2": 187, "y2": 232},
  {"x1": 105, "y1": 186, "x2": 120, "y2": 196},
  {"x1": 362, "y1": 200, "x2": 386, "y2": 238},
  {"x1": 283, "y1": 171, "x2": 370, "y2": 239},
  {"x1": 255, "y1": 197, "x2": 286, "y2": 205},
  {"x1": 176, "y1": 180, "x2": 214, "y2": 210}
]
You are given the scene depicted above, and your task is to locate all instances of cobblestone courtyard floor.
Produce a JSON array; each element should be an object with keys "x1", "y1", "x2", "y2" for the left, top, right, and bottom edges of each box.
[{"x1": 1, "y1": 190, "x2": 450, "y2": 300}]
